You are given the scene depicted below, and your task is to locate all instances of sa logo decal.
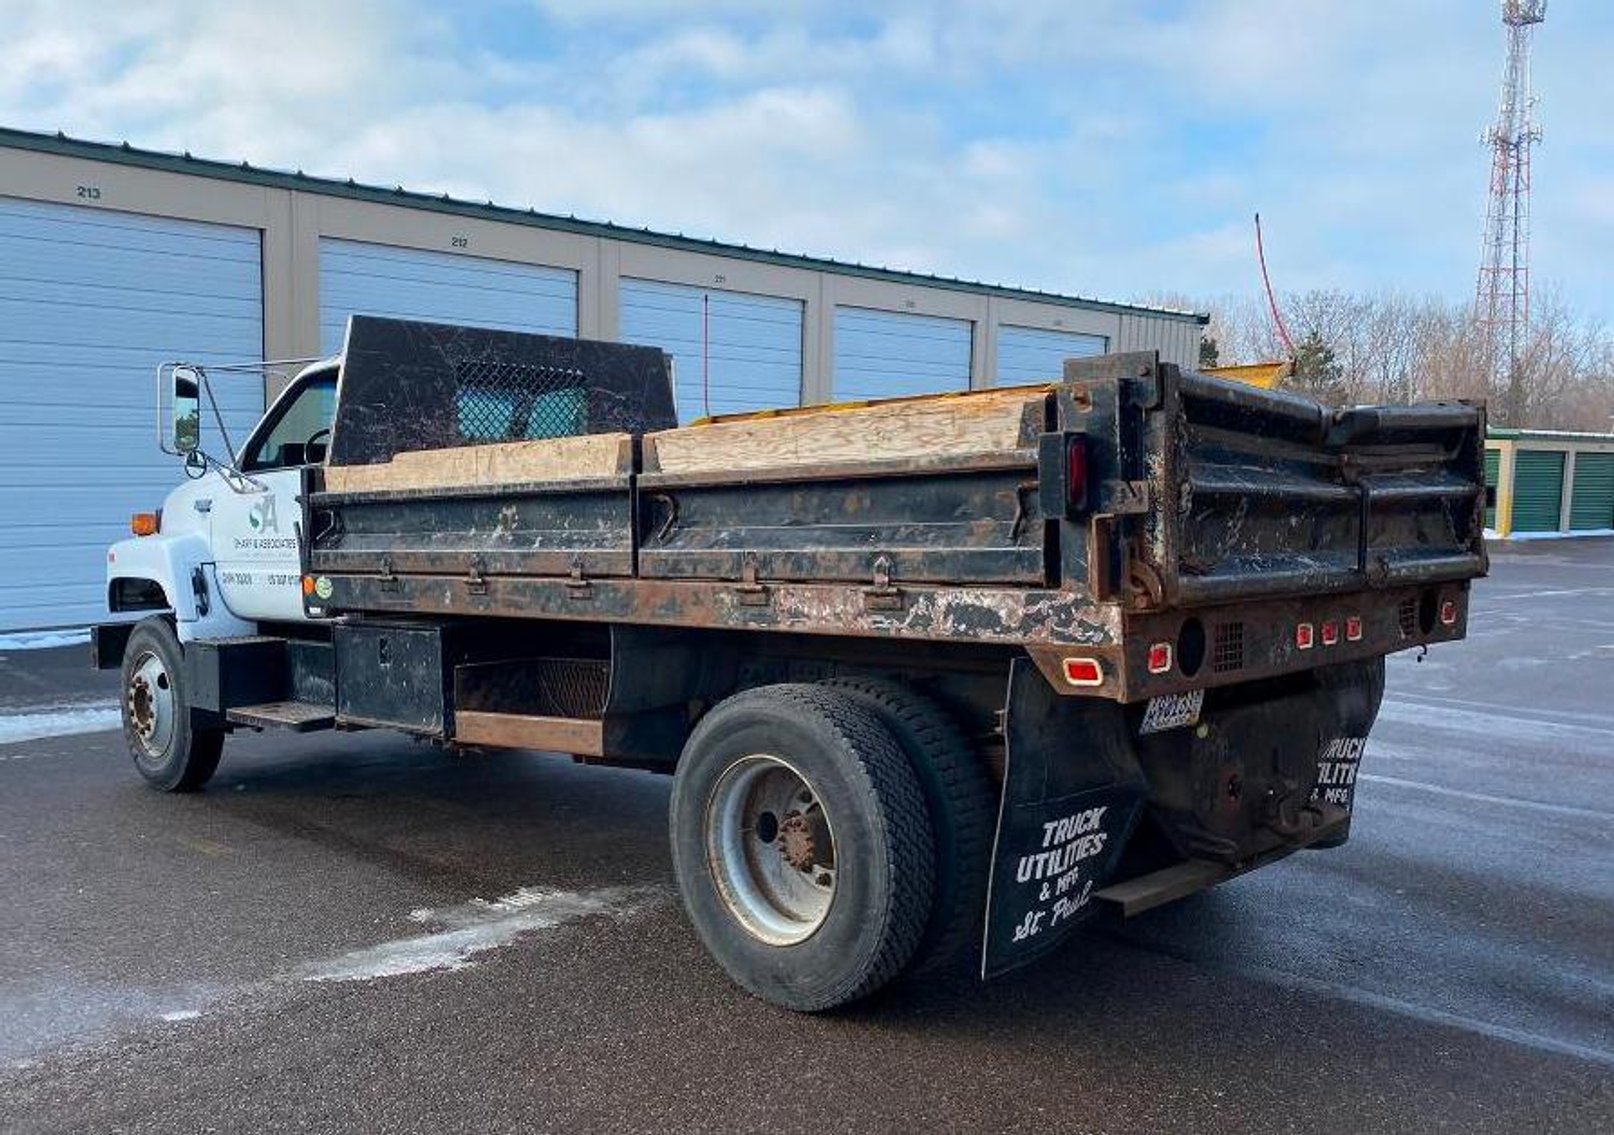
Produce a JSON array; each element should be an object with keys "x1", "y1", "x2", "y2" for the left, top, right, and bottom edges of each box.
[{"x1": 248, "y1": 496, "x2": 279, "y2": 534}]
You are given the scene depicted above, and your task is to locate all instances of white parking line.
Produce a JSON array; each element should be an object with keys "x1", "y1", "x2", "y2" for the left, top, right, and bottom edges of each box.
[{"x1": 1360, "y1": 772, "x2": 1611, "y2": 821}]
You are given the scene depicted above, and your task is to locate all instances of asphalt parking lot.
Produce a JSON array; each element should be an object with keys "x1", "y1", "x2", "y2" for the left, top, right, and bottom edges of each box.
[{"x1": 1, "y1": 540, "x2": 1610, "y2": 1134}]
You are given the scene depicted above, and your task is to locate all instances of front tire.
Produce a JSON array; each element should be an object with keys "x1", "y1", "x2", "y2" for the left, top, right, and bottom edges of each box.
[
  {"x1": 120, "y1": 617, "x2": 224, "y2": 792},
  {"x1": 670, "y1": 685, "x2": 935, "y2": 1012}
]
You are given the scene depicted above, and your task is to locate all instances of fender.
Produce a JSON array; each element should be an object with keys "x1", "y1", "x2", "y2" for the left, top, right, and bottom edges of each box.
[{"x1": 106, "y1": 532, "x2": 253, "y2": 642}]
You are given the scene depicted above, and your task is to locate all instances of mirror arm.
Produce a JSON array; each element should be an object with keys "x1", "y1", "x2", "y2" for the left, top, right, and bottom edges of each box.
[
  {"x1": 197, "y1": 366, "x2": 242, "y2": 468},
  {"x1": 180, "y1": 447, "x2": 267, "y2": 494}
]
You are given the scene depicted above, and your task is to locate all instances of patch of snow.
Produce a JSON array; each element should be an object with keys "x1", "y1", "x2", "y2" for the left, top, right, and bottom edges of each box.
[
  {"x1": 160, "y1": 1009, "x2": 202, "y2": 1022},
  {"x1": 297, "y1": 885, "x2": 660, "y2": 983},
  {"x1": 0, "y1": 628, "x2": 91, "y2": 651},
  {"x1": 0, "y1": 701, "x2": 122, "y2": 747}
]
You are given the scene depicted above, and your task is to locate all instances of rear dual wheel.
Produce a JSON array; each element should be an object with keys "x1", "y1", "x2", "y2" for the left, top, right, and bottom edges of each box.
[{"x1": 670, "y1": 685, "x2": 936, "y2": 1012}]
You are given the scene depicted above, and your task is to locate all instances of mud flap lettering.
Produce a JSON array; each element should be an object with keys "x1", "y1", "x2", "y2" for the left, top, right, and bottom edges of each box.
[
  {"x1": 1311, "y1": 735, "x2": 1367, "y2": 811},
  {"x1": 982, "y1": 659, "x2": 1146, "y2": 979},
  {"x1": 984, "y1": 784, "x2": 1140, "y2": 977}
]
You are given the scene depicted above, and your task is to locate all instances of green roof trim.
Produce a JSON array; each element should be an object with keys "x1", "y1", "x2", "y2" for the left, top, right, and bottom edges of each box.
[
  {"x1": 1489, "y1": 428, "x2": 1614, "y2": 443},
  {"x1": 0, "y1": 126, "x2": 1208, "y2": 326}
]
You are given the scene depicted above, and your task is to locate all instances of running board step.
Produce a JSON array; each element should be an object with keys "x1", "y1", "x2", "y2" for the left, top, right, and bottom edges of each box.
[{"x1": 227, "y1": 700, "x2": 336, "y2": 732}]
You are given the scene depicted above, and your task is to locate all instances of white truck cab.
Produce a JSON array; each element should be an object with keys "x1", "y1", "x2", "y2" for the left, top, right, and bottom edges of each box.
[
  {"x1": 97, "y1": 356, "x2": 342, "y2": 791},
  {"x1": 106, "y1": 359, "x2": 338, "y2": 640}
]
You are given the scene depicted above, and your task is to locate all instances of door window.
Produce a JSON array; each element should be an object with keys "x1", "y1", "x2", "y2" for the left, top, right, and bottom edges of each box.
[{"x1": 243, "y1": 375, "x2": 338, "y2": 471}]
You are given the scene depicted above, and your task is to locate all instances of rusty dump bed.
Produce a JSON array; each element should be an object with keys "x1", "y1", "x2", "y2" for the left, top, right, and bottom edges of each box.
[{"x1": 305, "y1": 318, "x2": 1488, "y2": 701}]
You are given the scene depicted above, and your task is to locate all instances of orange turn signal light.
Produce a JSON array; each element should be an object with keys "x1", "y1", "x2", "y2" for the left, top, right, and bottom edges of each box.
[
  {"x1": 301, "y1": 575, "x2": 316, "y2": 596},
  {"x1": 130, "y1": 512, "x2": 159, "y2": 537}
]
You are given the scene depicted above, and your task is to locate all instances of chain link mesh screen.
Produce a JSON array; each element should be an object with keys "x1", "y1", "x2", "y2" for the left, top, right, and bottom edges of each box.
[
  {"x1": 453, "y1": 358, "x2": 590, "y2": 443},
  {"x1": 328, "y1": 318, "x2": 678, "y2": 467}
]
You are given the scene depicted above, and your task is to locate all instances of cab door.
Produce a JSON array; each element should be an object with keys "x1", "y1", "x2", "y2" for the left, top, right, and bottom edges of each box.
[{"x1": 210, "y1": 369, "x2": 337, "y2": 623}]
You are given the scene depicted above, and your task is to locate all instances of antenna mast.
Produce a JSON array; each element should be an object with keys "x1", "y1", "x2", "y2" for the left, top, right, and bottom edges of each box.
[{"x1": 1475, "y1": 0, "x2": 1546, "y2": 425}]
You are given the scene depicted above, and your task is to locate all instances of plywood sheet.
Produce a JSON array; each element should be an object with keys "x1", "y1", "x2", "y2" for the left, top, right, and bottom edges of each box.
[
  {"x1": 324, "y1": 432, "x2": 632, "y2": 493},
  {"x1": 644, "y1": 388, "x2": 1046, "y2": 475}
]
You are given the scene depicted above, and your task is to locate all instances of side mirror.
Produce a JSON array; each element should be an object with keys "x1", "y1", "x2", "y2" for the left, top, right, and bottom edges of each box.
[{"x1": 172, "y1": 367, "x2": 202, "y2": 454}]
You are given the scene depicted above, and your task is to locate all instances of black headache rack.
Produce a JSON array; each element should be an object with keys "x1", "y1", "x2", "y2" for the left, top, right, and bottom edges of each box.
[
  {"x1": 1061, "y1": 353, "x2": 1489, "y2": 612},
  {"x1": 327, "y1": 315, "x2": 678, "y2": 466}
]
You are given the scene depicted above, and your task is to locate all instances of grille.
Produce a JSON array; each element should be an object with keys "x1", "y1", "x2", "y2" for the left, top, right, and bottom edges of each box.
[
  {"x1": 1212, "y1": 621, "x2": 1245, "y2": 673},
  {"x1": 453, "y1": 357, "x2": 590, "y2": 443},
  {"x1": 1398, "y1": 596, "x2": 1418, "y2": 638},
  {"x1": 529, "y1": 658, "x2": 610, "y2": 718}
]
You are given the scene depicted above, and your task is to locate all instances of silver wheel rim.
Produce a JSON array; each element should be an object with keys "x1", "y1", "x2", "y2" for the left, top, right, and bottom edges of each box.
[
  {"x1": 127, "y1": 650, "x2": 176, "y2": 760},
  {"x1": 705, "y1": 754, "x2": 837, "y2": 945}
]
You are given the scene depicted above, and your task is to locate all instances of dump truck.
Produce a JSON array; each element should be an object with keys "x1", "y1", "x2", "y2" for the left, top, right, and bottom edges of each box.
[{"x1": 94, "y1": 316, "x2": 1488, "y2": 1010}]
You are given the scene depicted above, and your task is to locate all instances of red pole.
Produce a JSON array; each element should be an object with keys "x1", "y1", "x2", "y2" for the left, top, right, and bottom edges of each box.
[{"x1": 1255, "y1": 212, "x2": 1296, "y2": 359}]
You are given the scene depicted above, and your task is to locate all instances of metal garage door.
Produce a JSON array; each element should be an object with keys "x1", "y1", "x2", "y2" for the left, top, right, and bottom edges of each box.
[
  {"x1": 1569, "y1": 453, "x2": 1614, "y2": 531},
  {"x1": 318, "y1": 239, "x2": 577, "y2": 354},
  {"x1": 618, "y1": 280, "x2": 802, "y2": 423},
  {"x1": 833, "y1": 307, "x2": 972, "y2": 402},
  {"x1": 996, "y1": 325, "x2": 1107, "y2": 385},
  {"x1": 1511, "y1": 450, "x2": 1565, "y2": 533},
  {"x1": 0, "y1": 197, "x2": 264, "y2": 632}
]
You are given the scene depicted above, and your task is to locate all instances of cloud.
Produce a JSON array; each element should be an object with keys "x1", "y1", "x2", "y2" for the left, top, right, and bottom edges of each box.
[{"x1": 2, "y1": 0, "x2": 1609, "y2": 321}]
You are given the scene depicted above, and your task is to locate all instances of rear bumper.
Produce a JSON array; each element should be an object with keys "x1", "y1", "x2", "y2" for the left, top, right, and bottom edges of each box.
[{"x1": 1025, "y1": 578, "x2": 1469, "y2": 703}]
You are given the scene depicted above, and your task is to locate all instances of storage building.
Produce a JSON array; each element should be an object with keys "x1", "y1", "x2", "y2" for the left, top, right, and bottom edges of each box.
[
  {"x1": 1485, "y1": 429, "x2": 1614, "y2": 538},
  {"x1": 0, "y1": 127, "x2": 1206, "y2": 631}
]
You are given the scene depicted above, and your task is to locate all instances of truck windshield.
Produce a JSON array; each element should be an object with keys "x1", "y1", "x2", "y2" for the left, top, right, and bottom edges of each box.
[{"x1": 242, "y1": 374, "x2": 338, "y2": 471}]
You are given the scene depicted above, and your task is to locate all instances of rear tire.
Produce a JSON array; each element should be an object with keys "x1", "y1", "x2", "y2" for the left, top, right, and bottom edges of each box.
[
  {"x1": 819, "y1": 676, "x2": 997, "y2": 976},
  {"x1": 120, "y1": 617, "x2": 224, "y2": 792},
  {"x1": 670, "y1": 684, "x2": 935, "y2": 1012}
]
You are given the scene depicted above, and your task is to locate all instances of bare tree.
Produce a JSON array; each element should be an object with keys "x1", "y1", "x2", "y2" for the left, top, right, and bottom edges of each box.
[{"x1": 1152, "y1": 285, "x2": 1614, "y2": 430}]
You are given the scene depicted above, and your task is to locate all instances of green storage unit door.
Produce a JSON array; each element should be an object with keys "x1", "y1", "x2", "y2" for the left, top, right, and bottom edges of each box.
[
  {"x1": 1511, "y1": 450, "x2": 1566, "y2": 532},
  {"x1": 1569, "y1": 453, "x2": 1614, "y2": 531},
  {"x1": 1484, "y1": 448, "x2": 1500, "y2": 529}
]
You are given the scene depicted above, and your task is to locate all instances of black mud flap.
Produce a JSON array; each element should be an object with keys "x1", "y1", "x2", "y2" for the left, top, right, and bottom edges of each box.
[
  {"x1": 981, "y1": 658, "x2": 1147, "y2": 979},
  {"x1": 1303, "y1": 660, "x2": 1386, "y2": 845}
]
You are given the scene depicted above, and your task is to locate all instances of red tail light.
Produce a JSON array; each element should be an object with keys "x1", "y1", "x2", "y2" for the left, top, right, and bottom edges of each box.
[
  {"x1": 1295, "y1": 623, "x2": 1315, "y2": 650},
  {"x1": 1321, "y1": 621, "x2": 1340, "y2": 646},
  {"x1": 1439, "y1": 600, "x2": 1458, "y2": 626},
  {"x1": 1146, "y1": 642, "x2": 1173, "y2": 674},
  {"x1": 1062, "y1": 657, "x2": 1104, "y2": 687},
  {"x1": 1345, "y1": 615, "x2": 1363, "y2": 641},
  {"x1": 1066, "y1": 435, "x2": 1088, "y2": 512}
]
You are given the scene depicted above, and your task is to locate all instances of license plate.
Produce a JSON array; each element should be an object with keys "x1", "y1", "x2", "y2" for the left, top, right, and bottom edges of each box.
[{"x1": 1140, "y1": 689, "x2": 1205, "y2": 735}]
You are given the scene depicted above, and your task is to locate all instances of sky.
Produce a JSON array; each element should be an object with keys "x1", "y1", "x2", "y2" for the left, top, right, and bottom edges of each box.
[{"x1": 4, "y1": 0, "x2": 1610, "y2": 321}]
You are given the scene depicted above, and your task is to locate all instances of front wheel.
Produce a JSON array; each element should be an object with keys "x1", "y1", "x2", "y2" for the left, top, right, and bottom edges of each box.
[
  {"x1": 120, "y1": 617, "x2": 224, "y2": 792},
  {"x1": 670, "y1": 684, "x2": 935, "y2": 1012}
]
